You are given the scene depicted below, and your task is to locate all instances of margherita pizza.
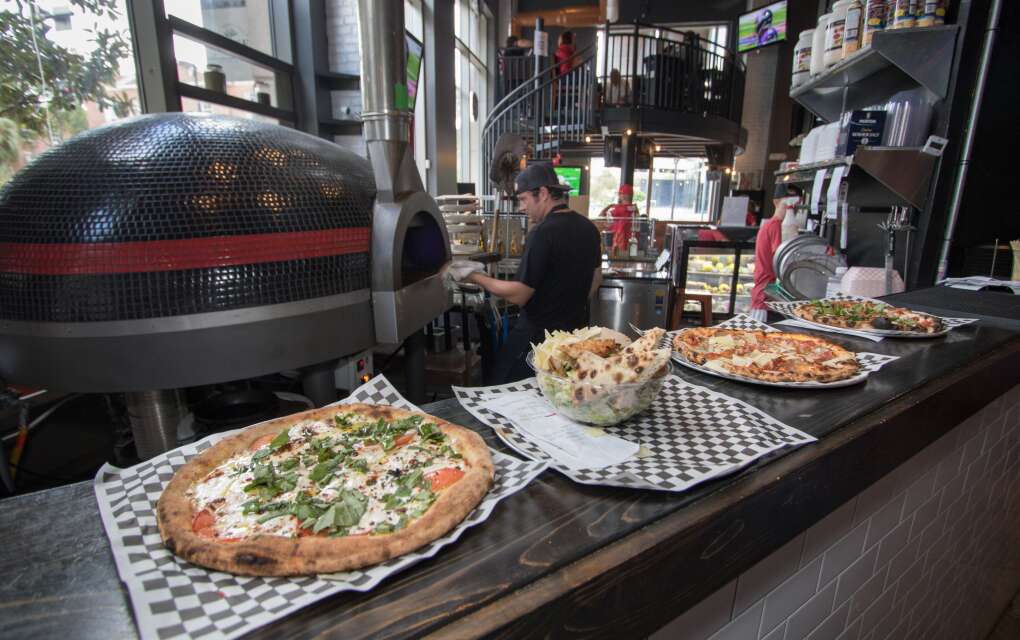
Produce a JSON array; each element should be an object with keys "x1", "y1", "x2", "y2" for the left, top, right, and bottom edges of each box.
[
  {"x1": 793, "y1": 299, "x2": 944, "y2": 334},
  {"x1": 156, "y1": 403, "x2": 494, "y2": 576},
  {"x1": 673, "y1": 328, "x2": 860, "y2": 383}
]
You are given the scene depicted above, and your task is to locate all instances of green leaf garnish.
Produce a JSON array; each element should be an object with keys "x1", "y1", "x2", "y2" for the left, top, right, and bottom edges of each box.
[{"x1": 269, "y1": 429, "x2": 290, "y2": 451}]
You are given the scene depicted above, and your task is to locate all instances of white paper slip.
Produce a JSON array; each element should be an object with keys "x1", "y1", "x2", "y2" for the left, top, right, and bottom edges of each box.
[
  {"x1": 826, "y1": 165, "x2": 846, "y2": 220},
  {"x1": 810, "y1": 168, "x2": 827, "y2": 215},
  {"x1": 485, "y1": 391, "x2": 640, "y2": 470},
  {"x1": 775, "y1": 318, "x2": 884, "y2": 342}
]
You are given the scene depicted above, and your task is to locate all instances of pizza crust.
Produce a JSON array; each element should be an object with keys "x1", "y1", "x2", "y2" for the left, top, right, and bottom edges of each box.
[{"x1": 156, "y1": 404, "x2": 494, "y2": 576}]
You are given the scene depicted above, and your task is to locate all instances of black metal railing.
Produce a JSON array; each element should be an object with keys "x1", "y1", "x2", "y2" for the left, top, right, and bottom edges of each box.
[
  {"x1": 600, "y1": 23, "x2": 745, "y2": 122},
  {"x1": 483, "y1": 42, "x2": 597, "y2": 193},
  {"x1": 496, "y1": 50, "x2": 534, "y2": 102}
]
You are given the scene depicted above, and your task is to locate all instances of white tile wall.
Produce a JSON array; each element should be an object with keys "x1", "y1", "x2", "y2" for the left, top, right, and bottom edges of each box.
[
  {"x1": 324, "y1": 0, "x2": 366, "y2": 158},
  {"x1": 651, "y1": 382, "x2": 1020, "y2": 640}
]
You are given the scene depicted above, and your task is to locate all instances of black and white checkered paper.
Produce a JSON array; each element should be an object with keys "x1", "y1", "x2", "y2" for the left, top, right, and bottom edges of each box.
[
  {"x1": 93, "y1": 375, "x2": 546, "y2": 640},
  {"x1": 766, "y1": 293, "x2": 979, "y2": 339},
  {"x1": 454, "y1": 376, "x2": 814, "y2": 492},
  {"x1": 667, "y1": 314, "x2": 899, "y2": 389}
]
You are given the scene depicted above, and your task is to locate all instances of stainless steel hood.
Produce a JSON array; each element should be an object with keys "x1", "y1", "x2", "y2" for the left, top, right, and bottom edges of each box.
[{"x1": 357, "y1": 0, "x2": 451, "y2": 344}]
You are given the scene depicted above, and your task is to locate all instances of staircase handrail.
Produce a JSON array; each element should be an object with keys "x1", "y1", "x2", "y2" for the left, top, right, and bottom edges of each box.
[
  {"x1": 608, "y1": 21, "x2": 746, "y2": 72},
  {"x1": 483, "y1": 41, "x2": 598, "y2": 142}
]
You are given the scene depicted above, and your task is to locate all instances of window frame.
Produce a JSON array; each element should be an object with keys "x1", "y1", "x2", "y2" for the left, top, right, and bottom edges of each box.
[
  {"x1": 452, "y1": 0, "x2": 490, "y2": 188},
  {"x1": 126, "y1": 0, "x2": 297, "y2": 125}
]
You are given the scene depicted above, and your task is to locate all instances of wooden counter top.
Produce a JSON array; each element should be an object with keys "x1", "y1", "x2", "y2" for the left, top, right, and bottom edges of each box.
[{"x1": 2, "y1": 288, "x2": 1018, "y2": 639}]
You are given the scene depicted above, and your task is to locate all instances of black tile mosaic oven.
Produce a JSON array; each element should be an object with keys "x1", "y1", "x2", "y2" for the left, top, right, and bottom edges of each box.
[{"x1": 0, "y1": 113, "x2": 450, "y2": 457}]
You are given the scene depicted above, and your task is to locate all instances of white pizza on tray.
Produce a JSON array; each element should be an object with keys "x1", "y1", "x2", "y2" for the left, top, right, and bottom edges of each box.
[
  {"x1": 156, "y1": 403, "x2": 494, "y2": 576},
  {"x1": 793, "y1": 299, "x2": 944, "y2": 334}
]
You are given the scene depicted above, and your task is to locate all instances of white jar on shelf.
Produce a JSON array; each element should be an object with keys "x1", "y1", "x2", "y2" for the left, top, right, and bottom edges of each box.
[
  {"x1": 843, "y1": 0, "x2": 865, "y2": 57},
  {"x1": 824, "y1": 0, "x2": 852, "y2": 68},
  {"x1": 792, "y1": 29, "x2": 814, "y2": 88},
  {"x1": 810, "y1": 13, "x2": 831, "y2": 76}
]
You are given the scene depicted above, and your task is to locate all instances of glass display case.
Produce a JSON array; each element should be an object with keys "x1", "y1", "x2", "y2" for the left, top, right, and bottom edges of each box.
[
  {"x1": 668, "y1": 230, "x2": 756, "y2": 319},
  {"x1": 683, "y1": 250, "x2": 755, "y2": 315}
]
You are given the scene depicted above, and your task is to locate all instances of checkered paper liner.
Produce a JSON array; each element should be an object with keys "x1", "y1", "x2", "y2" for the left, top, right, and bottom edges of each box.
[
  {"x1": 453, "y1": 376, "x2": 814, "y2": 492},
  {"x1": 93, "y1": 375, "x2": 546, "y2": 640},
  {"x1": 666, "y1": 314, "x2": 900, "y2": 389},
  {"x1": 766, "y1": 293, "x2": 979, "y2": 338}
]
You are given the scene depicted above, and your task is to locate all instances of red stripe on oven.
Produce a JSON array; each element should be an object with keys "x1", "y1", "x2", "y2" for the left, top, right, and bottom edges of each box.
[{"x1": 0, "y1": 227, "x2": 371, "y2": 275}]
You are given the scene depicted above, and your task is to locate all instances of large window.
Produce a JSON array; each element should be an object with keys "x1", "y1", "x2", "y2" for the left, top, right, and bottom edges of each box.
[
  {"x1": 453, "y1": 0, "x2": 488, "y2": 191},
  {"x1": 168, "y1": 1, "x2": 284, "y2": 118},
  {"x1": 588, "y1": 156, "x2": 713, "y2": 222},
  {"x1": 1, "y1": 0, "x2": 139, "y2": 185}
]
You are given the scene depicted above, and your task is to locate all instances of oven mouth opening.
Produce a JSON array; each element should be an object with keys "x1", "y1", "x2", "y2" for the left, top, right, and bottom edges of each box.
[{"x1": 401, "y1": 211, "x2": 446, "y2": 287}]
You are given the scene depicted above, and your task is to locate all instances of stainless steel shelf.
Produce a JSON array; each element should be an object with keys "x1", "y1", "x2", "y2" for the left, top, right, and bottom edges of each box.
[
  {"x1": 790, "y1": 26, "x2": 958, "y2": 123},
  {"x1": 774, "y1": 147, "x2": 938, "y2": 209}
]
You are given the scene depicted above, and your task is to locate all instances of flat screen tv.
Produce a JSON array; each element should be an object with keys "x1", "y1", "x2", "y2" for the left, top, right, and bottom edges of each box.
[
  {"x1": 553, "y1": 166, "x2": 582, "y2": 196},
  {"x1": 737, "y1": 0, "x2": 788, "y2": 53},
  {"x1": 405, "y1": 32, "x2": 424, "y2": 111}
]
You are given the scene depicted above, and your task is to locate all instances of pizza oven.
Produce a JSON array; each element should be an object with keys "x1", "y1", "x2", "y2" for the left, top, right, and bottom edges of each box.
[{"x1": 0, "y1": 112, "x2": 449, "y2": 457}]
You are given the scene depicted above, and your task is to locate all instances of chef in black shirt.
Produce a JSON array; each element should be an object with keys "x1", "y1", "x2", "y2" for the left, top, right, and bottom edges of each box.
[{"x1": 465, "y1": 163, "x2": 602, "y2": 383}]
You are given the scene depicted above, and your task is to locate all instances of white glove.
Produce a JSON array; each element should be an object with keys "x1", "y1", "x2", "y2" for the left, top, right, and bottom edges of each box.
[{"x1": 442, "y1": 260, "x2": 485, "y2": 291}]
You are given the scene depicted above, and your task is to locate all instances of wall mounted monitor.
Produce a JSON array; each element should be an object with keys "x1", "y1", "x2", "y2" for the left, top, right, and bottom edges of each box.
[
  {"x1": 737, "y1": 1, "x2": 788, "y2": 53},
  {"x1": 553, "y1": 166, "x2": 582, "y2": 196}
]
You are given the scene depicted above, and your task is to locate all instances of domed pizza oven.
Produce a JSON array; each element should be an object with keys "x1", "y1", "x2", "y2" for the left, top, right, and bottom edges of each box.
[{"x1": 0, "y1": 112, "x2": 450, "y2": 457}]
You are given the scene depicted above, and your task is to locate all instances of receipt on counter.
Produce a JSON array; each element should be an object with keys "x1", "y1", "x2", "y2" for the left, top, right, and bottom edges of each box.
[{"x1": 485, "y1": 391, "x2": 640, "y2": 470}]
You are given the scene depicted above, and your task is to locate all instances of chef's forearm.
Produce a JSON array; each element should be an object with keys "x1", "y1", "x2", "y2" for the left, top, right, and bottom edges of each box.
[
  {"x1": 588, "y1": 268, "x2": 602, "y2": 300},
  {"x1": 468, "y1": 273, "x2": 535, "y2": 306}
]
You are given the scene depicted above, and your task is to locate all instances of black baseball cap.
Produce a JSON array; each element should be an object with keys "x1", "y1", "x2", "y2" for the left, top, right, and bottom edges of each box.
[{"x1": 514, "y1": 163, "x2": 571, "y2": 195}]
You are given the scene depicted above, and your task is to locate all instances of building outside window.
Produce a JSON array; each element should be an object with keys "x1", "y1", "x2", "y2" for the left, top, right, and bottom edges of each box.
[
  {"x1": 453, "y1": 0, "x2": 488, "y2": 191},
  {"x1": 588, "y1": 156, "x2": 712, "y2": 222},
  {"x1": 0, "y1": 0, "x2": 139, "y2": 185},
  {"x1": 166, "y1": 1, "x2": 284, "y2": 121}
]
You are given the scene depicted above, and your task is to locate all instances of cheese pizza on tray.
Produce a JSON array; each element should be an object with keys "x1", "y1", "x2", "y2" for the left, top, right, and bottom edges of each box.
[
  {"x1": 673, "y1": 328, "x2": 860, "y2": 383},
  {"x1": 156, "y1": 404, "x2": 494, "y2": 576}
]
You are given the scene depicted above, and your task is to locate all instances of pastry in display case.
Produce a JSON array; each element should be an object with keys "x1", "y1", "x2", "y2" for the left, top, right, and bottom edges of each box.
[{"x1": 684, "y1": 252, "x2": 755, "y2": 315}]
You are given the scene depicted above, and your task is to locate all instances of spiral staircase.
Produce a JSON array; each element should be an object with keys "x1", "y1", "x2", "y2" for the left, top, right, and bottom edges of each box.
[{"x1": 482, "y1": 23, "x2": 749, "y2": 203}]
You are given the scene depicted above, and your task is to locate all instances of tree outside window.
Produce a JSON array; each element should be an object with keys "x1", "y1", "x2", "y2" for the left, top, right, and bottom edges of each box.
[{"x1": 0, "y1": 0, "x2": 137, "y2": 186}]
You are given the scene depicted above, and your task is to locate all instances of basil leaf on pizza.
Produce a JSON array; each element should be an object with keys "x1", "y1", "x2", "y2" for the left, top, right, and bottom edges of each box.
[{"x1": 155, "y1": 404, "x2": 494, "y2": 576}]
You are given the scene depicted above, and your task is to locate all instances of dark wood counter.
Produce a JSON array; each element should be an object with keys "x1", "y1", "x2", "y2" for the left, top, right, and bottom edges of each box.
[{"x1": 2, "y1": 288, "x2": 1019, "y2": 639}]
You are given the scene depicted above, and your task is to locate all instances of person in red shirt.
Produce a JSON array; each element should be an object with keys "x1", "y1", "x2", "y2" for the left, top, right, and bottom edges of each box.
[
  {"x1": 750, "y1": 184, "x2": 803, "y2": 322},
  {"x1": 599, "y1": 184, "x2": 637, "y2": 256},
  {"x1": 554, "y1": 31, "x2": 576, "y2": 77}
]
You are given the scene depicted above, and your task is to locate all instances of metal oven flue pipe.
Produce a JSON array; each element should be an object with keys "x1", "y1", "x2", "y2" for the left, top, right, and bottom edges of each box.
[
  {"x1": 356, "y1": 0, "x2": 421, "y2": 201},
  {"x1": 357, "y1": 0, "x2": 451, "y2": 403}
]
